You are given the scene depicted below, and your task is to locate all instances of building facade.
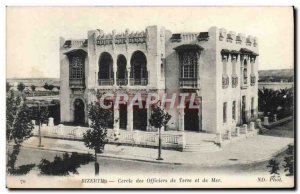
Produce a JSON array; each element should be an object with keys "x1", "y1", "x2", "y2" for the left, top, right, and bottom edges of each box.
[{"x1": 60, "y1": 25, "x2": 259, "y2": 136}]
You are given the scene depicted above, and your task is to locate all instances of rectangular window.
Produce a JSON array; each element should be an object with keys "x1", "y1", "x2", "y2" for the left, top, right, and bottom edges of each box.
[
  {"x1": 179, "y1": 51, "x2": 198, "y2": 78},
  {"x1": 232, "y1": 101, "x2": 236, "y2": 120},
  {"x1": 251, "y1": 97, "x2": 254, "y2": 117},
  {"x1": 223, "y1": 102, "x2": 227, "y2": 123},
  {"x1": 70, "y1": 56, "x2": 84, "y2": 80}
]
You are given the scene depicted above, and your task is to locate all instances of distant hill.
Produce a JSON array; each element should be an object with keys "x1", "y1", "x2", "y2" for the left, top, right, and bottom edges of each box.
[
  {"x1": 7, "y1": 78, "x2": 60, "y2": 87},
  {"x1": 259, "y1": 69, "x2": 293, "y2": 77},
  {"x1": 258, "y1": 69, "x2": 294, "y2": 82}
]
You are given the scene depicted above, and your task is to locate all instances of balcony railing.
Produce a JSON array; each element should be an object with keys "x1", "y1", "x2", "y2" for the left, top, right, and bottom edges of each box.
[
  {"x1": 116, "y1": 70, "x2": 128, "y2": 86},
  {"x1": 129, "y1": 78, "x2": 148, "y2": 86},
  {"x1": 222, "y1": 75, "x2": 229, "y2": 89},
  {"x1": 179, "y1": 78, "x2": 199, "y2": 88},
  {"x1": 69, "y1": 79, "x2": 85, "y2": 88},
  {"x1": 250, "y1": 74, "x2": 256, "y2": 86},
  {"x1": 232, "y1": 75, "x2": 238, "y2": 88},
  {"x1": 98, "y1": 79, "x2": 114, "y2": 86},
  {"x1": 243, "y1": 76, "x2": 248, "y2": 85},
  {"x1": 117, "y1": 79, "x2": 128, "y2": 86}
]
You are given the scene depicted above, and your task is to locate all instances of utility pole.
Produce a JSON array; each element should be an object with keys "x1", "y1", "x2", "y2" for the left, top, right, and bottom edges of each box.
[{"x1": 157, "y1": 127, "x2": 163, "y2": 160}]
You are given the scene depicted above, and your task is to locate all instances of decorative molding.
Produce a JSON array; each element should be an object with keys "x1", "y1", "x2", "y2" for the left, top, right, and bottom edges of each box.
[{"x1": 219, "y1": 28, "x2": 226, "y2": 41}]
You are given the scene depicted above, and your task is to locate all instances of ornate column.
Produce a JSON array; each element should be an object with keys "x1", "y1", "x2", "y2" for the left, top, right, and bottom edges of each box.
[
  {"x1": 127, "y1": 95, "x2": 133, "y2": 131},
  {"x1": 113, "y1": 60, "x2": 117, "y2": 86},
  {"x1": 127, "y1": 61, "x2": 131, "y2": 86},
  {"x1": 178, "y1": 108, "x2": 185, "y2": 131},
  {"x1": 113, "y1": 106, "x2": 120, "y2": 133}
]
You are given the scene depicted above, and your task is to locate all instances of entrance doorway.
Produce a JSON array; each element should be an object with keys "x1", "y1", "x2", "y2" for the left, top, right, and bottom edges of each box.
[
  {"x1": 133, "y1": 101, "x2": 147, "y2": 131},
  {"x1": 74, "y1": 98, "x2": 85, "y2": 125},
  {"x1": 242, "y1": 96, "x2": 246, "y2": 124},
  {"x1": 184, "y1": 101, "x2": 200, "y2": 132},
  {"x1": 119, "y1": 104, "x2": 127, "y2": 129}
]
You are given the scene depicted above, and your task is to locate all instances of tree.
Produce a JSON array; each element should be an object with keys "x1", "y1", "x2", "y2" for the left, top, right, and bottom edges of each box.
[
  {"x1": 266, "y1": 159, "x2": 280, "y2": 175},
  {"x1": 47, "y1": 84, "x2": 54, "y2": 96},
  {"x1": 82, "y1": 102, "x2": 112, "y2": 175},
  {"x1": 149, "y1": 103, "x2": 171, "y2": 160},
  {"x1": 258, "y1": 88, "x2": 294, "y2": 119},
  {"x1": 47, "y1": 84, "x2": 54, "y2": 91},
  {"x1": 30, "y1": 85, "x2": 36, "y2": 97},
  {"x1": 43, "y1": 82, "x2": 49, "y2": 90},
  {"x1": 17, "y1": 82, "x2": 25, "y2": 93},
  {"x1": 283, "y1": 145, "x2": 294, "y2": 176},
  {"x1": 6, "y1": 90, "x2": 35, "y2": 175},
  {"x1": 283, "y1": 156, "x2": 294, "y2": 176}
]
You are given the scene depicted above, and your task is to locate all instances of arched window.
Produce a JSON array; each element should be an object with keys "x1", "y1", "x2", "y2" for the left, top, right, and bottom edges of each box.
[
  {"x1": 117, "y1": 54, "x2": 127, "y2": 85},
  {"x1": 130, "y1": 51, "x2": 148, "y2": 85},
  {"x1": 98, "y1": 52, "x2": 114, "y2": 85}
]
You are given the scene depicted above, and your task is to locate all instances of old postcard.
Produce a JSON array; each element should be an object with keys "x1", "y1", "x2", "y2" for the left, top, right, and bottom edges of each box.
[{"x1": 6, "y1": 6, "x2": 295, "y2": 189}]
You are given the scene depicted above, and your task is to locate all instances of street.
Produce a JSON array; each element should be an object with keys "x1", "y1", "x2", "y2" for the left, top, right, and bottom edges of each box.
[{"x1": 12, "y1": 146, "x2": 290, "y2": 177}]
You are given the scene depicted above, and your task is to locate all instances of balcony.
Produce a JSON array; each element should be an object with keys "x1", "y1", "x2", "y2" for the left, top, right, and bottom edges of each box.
[
  {"x1": 241, "y1": 76, "x2": 249, "y2": 89},
  {"x1": 69, "y1": 79, "x2": 85, "y2": 88},
  {"x1": 98, "y1": 79, "x2": 114, "y2": 86},
  {"x1": 116, "y1": 79, "x2": 128, "y2": 86},
  {"x1": 116, "y1": 70, "x2": 128, "y2": 86},
  {"x1": 129, "y1": 71, "x2": 149, "y2": 86},
  {"x1": 250, "y1": 74, "x2": 256, "y2": 86},
  {"x1": 179, "y1": 78, "x2": 199, "y2": 88}
]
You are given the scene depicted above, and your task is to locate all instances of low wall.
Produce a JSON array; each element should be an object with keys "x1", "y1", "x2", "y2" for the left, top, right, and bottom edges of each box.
[
  {"x1": 32, "y1": 124, "x2": 185, "y2": 151},
  {"x1": 263, "y1": 116, "x2": 293, "y2": 129}
]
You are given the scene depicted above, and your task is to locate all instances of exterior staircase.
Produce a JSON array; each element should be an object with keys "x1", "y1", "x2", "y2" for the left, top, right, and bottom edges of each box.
[
  {"x1": 183, "y1": 131, "x2": 221, "y2": 153},
  {"x1": 184, "y1": 141, "x2": 221, "y2": 152}
]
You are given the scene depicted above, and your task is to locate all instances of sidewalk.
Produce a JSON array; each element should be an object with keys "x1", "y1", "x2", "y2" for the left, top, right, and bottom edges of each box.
[{"x1": 22, "y1": 135, "x2": 293, "y2": 167}]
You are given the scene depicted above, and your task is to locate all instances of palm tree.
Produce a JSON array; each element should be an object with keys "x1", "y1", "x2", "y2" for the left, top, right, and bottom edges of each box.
[{"x1": 258, "y1": 87, "x2": 278, "y2": 115}]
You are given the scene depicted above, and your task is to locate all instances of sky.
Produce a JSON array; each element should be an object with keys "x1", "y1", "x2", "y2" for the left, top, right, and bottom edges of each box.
[{"x1": 6, "y1": 6, "x2": 294, "y2": 78}]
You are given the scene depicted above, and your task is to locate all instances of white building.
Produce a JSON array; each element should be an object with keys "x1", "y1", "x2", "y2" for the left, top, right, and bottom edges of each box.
[{"x1": 59, "y1": 25, "x2": 259, "y2": 144}]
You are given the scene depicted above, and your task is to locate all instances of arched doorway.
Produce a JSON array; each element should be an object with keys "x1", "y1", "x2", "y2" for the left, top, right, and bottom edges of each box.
[
  {"x1": 119, "y1": 103, "x2": 127, "y2": 129},
  {"x1": 98, "y1": 52, "x2": 113, "y2": 85},
  {"x1": 117, "y1": 54, "x2": 127, "y2": 85},
  {"x1": 184, "y1": 101, "x2": 199, "y2": 131},
  {"x1": 74, "y1": 98, "x2": 85, "y2": 125},
  {"x1": 103, "y1": 99, "x2": 114, "y2": 129},
  {"x1": 130, "y1": 51, "x2": 148, "y2": 85},
  {"x1": 133, "y1": 101, "x2": 147, "y2": 131}
]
